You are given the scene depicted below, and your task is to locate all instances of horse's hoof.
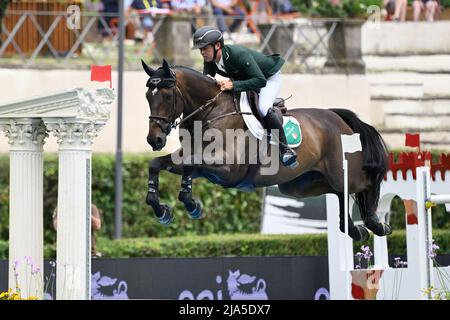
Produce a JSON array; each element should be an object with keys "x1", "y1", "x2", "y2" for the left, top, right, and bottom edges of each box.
[
  {"x1": 188, "y1": 200, "x2": 203, "y2": 220},
  {"x1": 158, "y1": 205, "x2": 174, "y2": 225},
  {"x1": 354, "y1": 225, "x2": 370, "y2": 242},
  {"x1": 364, "y1": 217, "x2": 393, "y2": 237},
  {"x1": 382, "y1": 223, "x2": 393, "y2": 236}
]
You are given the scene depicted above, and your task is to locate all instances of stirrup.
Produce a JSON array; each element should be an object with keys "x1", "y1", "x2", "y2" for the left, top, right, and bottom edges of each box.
[{"x1": 281, "y1": 150, "x2": 298, "y2": 168}]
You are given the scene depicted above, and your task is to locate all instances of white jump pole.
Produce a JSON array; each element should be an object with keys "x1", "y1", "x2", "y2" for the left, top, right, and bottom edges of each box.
[
  {"x1": 416, "y1": 167, "x2": 435, "y2": 298},
  {"x1": 343, "y1": 157, "x2": 351, "y2": 300},
  {"x1": 428, "y1": 195, "x2": 450, "y2": 205},
  {"x1": 340, "y1": 133, "x2": 363, "y2": 300},
  {"x1": 421, "y1": 167, "x2": 450, "y2": 298}
]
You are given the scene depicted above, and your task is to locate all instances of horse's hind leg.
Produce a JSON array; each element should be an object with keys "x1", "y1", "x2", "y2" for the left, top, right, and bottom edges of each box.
[
  {"x1": 335, "y1": 192, "x2": 369, "y2": 242},
  {"x1": 356, "y1": 187, "x2": 392, "y2": 237},
  {"x1": 278, "y1": 172, "x2": 369, "y2": 241},
  {"x1": 325, "y1": 168, "x2": 392, "y2": 237}
]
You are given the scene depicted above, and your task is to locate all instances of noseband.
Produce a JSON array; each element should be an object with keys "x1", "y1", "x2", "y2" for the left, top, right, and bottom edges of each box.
[{"x1": 147, "y1": 73, "x2": 186, "y2": 135}]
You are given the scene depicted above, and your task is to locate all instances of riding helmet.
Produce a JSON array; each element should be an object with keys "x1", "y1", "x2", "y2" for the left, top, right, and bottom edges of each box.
[{"x1": 192, "y1": 26, "x2": 224, "y2": 49}]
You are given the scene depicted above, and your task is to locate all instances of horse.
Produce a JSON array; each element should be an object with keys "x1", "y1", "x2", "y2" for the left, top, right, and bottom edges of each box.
[{"x1": 141, "y1": 59, "x2": 392, "y2": 241}]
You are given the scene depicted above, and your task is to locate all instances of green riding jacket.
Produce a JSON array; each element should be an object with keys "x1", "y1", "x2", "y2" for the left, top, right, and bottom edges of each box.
[{"x1": 202, "y1": 44, "x2": 285, "y2": 92}]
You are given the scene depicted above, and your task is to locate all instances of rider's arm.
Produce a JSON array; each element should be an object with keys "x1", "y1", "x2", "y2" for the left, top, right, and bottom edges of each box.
[
  {"x1": 231, "y1": 51, "x2": 267, "y2": 92},
  {"x1": 203, "y1": 61, "x2": 216, "y2": 77}
]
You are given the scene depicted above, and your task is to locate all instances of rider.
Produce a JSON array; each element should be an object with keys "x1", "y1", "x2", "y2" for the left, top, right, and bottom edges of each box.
[{"x1": 191, "y1": 25, "x2": 298, "y2": 168}]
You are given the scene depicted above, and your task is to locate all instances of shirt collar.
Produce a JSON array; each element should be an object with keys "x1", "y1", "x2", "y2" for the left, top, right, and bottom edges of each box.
[{"x1": 215, "y1": 56, "x2": 226, "y2": 72}]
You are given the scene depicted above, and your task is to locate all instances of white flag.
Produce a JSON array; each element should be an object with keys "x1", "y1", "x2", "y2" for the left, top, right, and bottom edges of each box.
[{"x1": 341, "y1": 133, "x2": 362, "y2": 154}]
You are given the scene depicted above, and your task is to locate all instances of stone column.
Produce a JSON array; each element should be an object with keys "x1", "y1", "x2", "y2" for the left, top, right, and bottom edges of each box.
[
  {"x1": 44, "y1": 119, "x2": 106, "y2": 300},
  {"x1": 0, "y1": 119, "x2": 47, "y2": 299}
]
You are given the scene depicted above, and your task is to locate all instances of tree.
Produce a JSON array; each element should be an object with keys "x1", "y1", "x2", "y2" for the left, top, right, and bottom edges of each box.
[{"x1": 0, "y1": 0, "x2": 10, "y2": 44}]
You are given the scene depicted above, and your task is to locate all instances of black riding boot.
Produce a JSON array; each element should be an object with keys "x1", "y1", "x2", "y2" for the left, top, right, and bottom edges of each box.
[{"x1": 263, "y1": 108, "x2": 298, "y2": 168}]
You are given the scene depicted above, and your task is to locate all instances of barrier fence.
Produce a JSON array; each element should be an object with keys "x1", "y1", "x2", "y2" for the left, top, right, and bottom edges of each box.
[{"x1": 1, "y1": 9, "x2": 340, "y2": 71}]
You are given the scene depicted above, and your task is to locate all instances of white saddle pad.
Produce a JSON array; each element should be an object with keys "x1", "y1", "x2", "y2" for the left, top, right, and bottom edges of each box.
[{"x1": 239, "y1": 92, "x2": 302, "y2": 148}]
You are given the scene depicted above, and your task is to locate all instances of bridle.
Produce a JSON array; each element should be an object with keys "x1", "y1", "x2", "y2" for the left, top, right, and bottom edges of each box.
[
  {"x1": 147, "y1": 67, "x2": 256, "y2": 137},
  {"x1": 147, "y1": 70, "x2": 223, "y2": 135},
  {"x1": 147, "y1": 73, "x2": 182, "y2": 135}
]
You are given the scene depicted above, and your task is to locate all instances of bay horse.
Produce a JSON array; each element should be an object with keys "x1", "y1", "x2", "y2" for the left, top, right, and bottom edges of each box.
[{"x1": 142, "y1": 59, "x2": 392, "y2": 241}]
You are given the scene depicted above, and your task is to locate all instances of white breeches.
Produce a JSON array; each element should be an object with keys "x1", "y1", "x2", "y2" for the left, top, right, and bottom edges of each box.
[{"x1": 258, "y1": 71, "x2": 282, "y2": 118}]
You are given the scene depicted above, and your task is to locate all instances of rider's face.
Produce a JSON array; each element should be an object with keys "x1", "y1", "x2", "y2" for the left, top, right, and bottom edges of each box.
[{"x1": 199, "y1": 43, "x2": 220, "y2": 63}]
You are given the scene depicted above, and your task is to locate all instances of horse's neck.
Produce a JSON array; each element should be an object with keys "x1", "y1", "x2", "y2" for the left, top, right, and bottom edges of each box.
[{"x1": 179, "y1": 76, "x2": 231, "y2": 118}]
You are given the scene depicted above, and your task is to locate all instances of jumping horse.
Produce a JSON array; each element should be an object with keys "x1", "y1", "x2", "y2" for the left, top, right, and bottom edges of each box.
[{"x1": 142, "y1": 59, "x2": 392, "y2": 241}]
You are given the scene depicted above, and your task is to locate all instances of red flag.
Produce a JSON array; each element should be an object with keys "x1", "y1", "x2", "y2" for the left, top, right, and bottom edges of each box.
[
  {"x1": 90, "y1": 65, "x2": 112, "y2": 88},
  {"x1": 405, "y1": 133, "x2": 420, "y2": 150}
]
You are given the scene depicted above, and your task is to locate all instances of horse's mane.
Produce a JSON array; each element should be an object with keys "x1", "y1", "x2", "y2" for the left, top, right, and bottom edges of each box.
[{"x1": 172, "y1": 65, "x2": 218, "y2": 89}]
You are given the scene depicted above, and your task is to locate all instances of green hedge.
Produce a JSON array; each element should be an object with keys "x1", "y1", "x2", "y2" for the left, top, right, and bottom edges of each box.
[
  {"x1": 0, "y1": 151, "x2": 449, "y2": 244},
  {"x1": 0, "y1": 154, "x2": 262, "y2": 243},
  {"x1": 1, "y1": 230, "x2": 449, "y2": 259},
  {"x1": 90, "y1": 230, "x2": 450, "y2": 258}
]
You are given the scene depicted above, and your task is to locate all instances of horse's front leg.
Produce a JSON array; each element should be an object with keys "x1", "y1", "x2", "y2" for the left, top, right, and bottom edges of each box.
[
  {"x1": 146, "y1": 154, "x2": 182, "y2": 225},
  {"x1": 178, "y1": 167, "x2": 203, "y2": 219}
]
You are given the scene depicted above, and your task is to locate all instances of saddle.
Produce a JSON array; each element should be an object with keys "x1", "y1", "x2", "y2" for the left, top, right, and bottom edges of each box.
[{"x1": 244, "y1": 90, "x2": 288, "y2": 124}]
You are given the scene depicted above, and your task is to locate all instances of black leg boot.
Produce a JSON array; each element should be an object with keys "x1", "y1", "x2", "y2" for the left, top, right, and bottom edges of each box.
[{"x1": 263, "y1": 108, "x2": 298, "y2": 168}]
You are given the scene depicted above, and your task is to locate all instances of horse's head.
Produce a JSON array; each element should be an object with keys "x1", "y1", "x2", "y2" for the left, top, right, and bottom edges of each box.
[{"x1": 142, "y1": 59, "x2": 184, "y2": 151}]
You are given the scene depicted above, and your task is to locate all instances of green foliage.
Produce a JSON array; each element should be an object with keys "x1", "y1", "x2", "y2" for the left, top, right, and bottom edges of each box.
[
  {"x1": 291, "y1": 0, "x2": 383, "y2": 18},
  {"x1": 1, "y1": 230, "x2": 448, "y2": 259},
  {"x1": 389, "y1": 196, "x2": 450, "y2": 231},
  {"x1": 95, "y1": 230, "x2": 450, "y2": 258},
  {"x1": 94, "y1": 233, "x2": 330, "y2": 258},
  {"x1": 0, "y1": 154, "x2": 263, "y2": 244},
  {"x1": 0, "y1": 240, "x2": 7, "y2": 259},
  {"x1": 89, "y1": 154, "x2": 262, "y2": 239},
  {"x1": 0, "y1": 150, "x2": 449, "y2": 246}
]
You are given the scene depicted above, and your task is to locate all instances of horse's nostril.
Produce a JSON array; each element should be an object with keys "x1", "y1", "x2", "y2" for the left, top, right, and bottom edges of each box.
[{"x1": 156, "y1": 137, "x2": 163, "y2": 146}]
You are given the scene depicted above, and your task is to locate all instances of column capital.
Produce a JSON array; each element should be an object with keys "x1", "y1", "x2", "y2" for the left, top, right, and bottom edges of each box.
[
  {"x1": 0, "y1": 118, "x2": 48, "y2": 151},
  {"x1": 44, "y1": 120, "x2": 106, "y2": 150}
]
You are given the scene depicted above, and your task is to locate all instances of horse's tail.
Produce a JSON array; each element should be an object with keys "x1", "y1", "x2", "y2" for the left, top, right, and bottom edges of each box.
[{"x1": 330, "y1": 108, "x2": 389, "y2": 217}]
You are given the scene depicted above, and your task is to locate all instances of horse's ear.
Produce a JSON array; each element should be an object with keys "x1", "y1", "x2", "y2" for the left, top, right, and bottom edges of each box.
[
  {"x1": 141, "y1": 59, "x2": 154, "y2": 77},
  {"x1": 162, "y1": 59, "x2": 171, "y2": 77}
]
